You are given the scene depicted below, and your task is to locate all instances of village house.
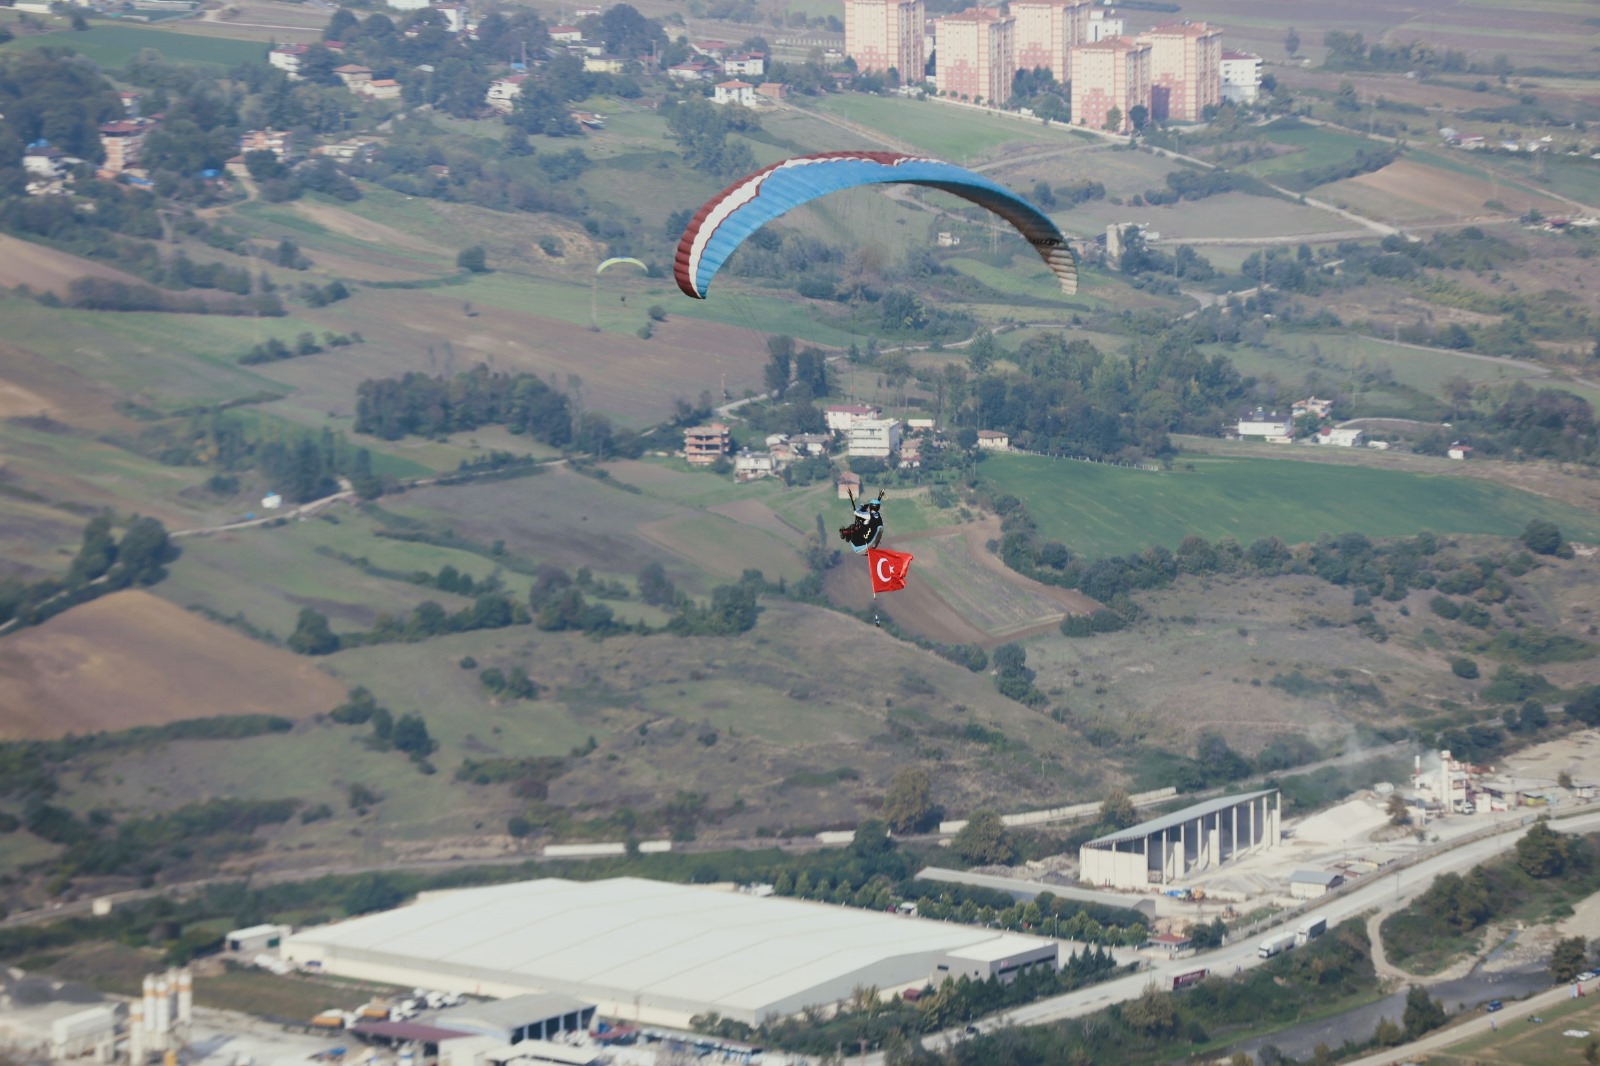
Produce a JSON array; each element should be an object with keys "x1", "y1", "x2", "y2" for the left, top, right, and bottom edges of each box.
[
  {"x1": 684, "y1": 423, "x2": 732, "y2": 465},
  {"x1": 334, "y1": 63, "x2": 374, "y2": 88},
  {"x1": 789, "y1": 433, "x2": 831, "y2": 457},
  {"x1": 713, "y1": 80, "x2": 758, "y2": 106},
  {"x1": 550, "y1": 24, "x2": 584, "y2": 43},
  {"x1": 668, "y1": 60, "x2": 718, "y2": 81},
  {"x1": 486, "y1": 75, "x2": 527, "y2": 112},
  {"x1": 1315, "y1": 427, "x2": 1363, "y2": 447},
  {"x1": 976, "y1": 429, "x2": 1010, "y2": 451},
  {"x1": 849, "y1": 418, "x2": 902, "y2": 459},
  {"x1": 723, "y1": 52, "x2": 766, "y2": 77},
  {"x1": 269, "y1": 43, "x2": 311, "y2": 79},
  {"x1": 1236, "y1": 408, "x2": 1294, "y2": 443},
  {"x1": 239, "y1": 129, "x2": 295, "y2": 160},
  {"x1": 357, "y1": 79, "x2": 402, "y2": 100},
  {"x1": 824, "y1": 404, "x2": 881, "y2": 433},
  {"x1": 756, "y1": 82, "x2": 789, "y2": 101},
  {"x1": 584, "y1": 55, "x2": 626, "y2": 74},
  {"x1": 1291, "y1": 395, "x2": 1334, "y2": 420},
  {"x1": 734, "y1": 450, "x2": 779, "y2": 482},
  {"x1": 836, "y1": 471, "x2": 863, "y2": 500},
  {"x1": 433, "y1": 1, "x2": 468, "y2": 33},
  {"x1": 898, "y1": 438, "x2": 923, "y2": 469},
  {"x1": 1447, "y1": 441, "x2": 1473, "y2": 460}
]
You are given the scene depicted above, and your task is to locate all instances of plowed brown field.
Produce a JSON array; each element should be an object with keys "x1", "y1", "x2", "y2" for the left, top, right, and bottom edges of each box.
[{"x1": 0, "y1": 590, "x2": 346, "y2": 739}]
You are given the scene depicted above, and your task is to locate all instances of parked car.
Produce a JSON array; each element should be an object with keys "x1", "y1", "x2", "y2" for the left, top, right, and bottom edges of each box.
[{"x1": 1487, "y1": 1000, "x2": 1503, "y2": 1012}]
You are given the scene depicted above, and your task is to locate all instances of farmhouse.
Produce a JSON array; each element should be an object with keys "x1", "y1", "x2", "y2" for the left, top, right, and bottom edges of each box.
[
  {"x1": 789, "y1": 433, "x2": 831, "y2": 456},
  {"x1": 683, "y1": 423, "x2": 732, "y2": 465},
  {"x1": 1315, "y1": 427, "x2": 1362, "y2": 447},
  {"x1": 550, "y1": 25, "x2": 584, "y2": 43},
  {"x1": 713, "y1": 81, "x2": 758, "y2": 106},
  {"x1": 584, "y1": 55, "x2": 626, "y2": 74},
  {"x1": 733, "y1": 451, "x2": 778, "y2": 482},
  {"x1": 976, "y1": 429, "x2": 1010, "y2": 451},
  {"x1": 668, "y1": 60, "x2": 718, "y2": 81},
  {"x1": 837, "y1": 471, "x2": 862, "y2": 500},
  {"x1": 1291, "y1": 395, "x2": 1333, "y2": 419},
  {"x1": 1236, "y1": 409, "x2": 1294, "y2": 443},
  {"x1": 1447, "y1": 441, "x2": 1473, "y2": 460}
]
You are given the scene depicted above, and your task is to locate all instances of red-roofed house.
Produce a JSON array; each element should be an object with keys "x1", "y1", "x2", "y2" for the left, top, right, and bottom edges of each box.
[
  {"x1": 550, "y1": 24, "x2": 584, "y2": 42},
  {"x1": 713, "y1": 80, "x2": 757, "y2": 106}
]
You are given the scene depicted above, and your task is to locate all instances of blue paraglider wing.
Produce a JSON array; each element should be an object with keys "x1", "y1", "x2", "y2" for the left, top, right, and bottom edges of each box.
[{"x1": 675, "y1": 151, "x2": 1077, "y2": 299}]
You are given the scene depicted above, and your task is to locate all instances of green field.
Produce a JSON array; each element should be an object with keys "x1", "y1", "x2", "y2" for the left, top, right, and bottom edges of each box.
[
  {"x1": 810, "y1": 95, "x2": 1078, "y2": 161},
  {"x1": 979, "y1": 452, "x2": 1600, "y2": 557},
  {"x1": 1242, "y1": 124, "x2": 1378, "y2": 182},
  {"x1": 1, "y1": 22, "x2": 268, "y2": 68}
]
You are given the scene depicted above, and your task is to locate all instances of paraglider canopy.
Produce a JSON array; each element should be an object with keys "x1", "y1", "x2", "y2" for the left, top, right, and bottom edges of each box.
[
  {"x1": 596, "y1": 256, "x2": 648, "y2": 275},
  {"x1": 675, "y1": 151, "x2": 1078, "y2": 300}
]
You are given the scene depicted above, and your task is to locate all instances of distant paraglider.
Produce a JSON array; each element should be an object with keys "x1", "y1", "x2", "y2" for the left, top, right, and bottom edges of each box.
[
  {"x1": 674, "y1": 151, "x2": 1078, "y2": 300},
  {"x1": 592, "y1": 256, "x2": 649, "y2": 330}
]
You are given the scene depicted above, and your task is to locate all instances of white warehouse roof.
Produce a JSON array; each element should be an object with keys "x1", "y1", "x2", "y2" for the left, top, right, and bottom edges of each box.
[{"x1": 285, "y1": 877, "x2": 1048, "y2": 1026}]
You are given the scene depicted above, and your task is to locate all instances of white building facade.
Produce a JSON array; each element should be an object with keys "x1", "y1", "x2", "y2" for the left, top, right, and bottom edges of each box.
[
  {"x1": 849, "y1": 418, "x2": 903, "y2": 458},
  {"x1": 1080, "y1": 789, "x2": 1281, "y2": 889}
]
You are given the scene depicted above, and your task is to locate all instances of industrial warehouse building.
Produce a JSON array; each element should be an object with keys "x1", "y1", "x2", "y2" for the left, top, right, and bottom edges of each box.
[
  {"x1": 283, "y1": 877, "x2": 1059, "y2": 1027},
  {"x1": 1079, "y1": 789, "x2": 1281, "y2": 889}
]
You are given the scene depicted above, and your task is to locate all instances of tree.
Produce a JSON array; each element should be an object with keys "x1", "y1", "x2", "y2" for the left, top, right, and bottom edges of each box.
[
  {"x1": 1402, "y1": 985, "x2": 1447, "y2": 1039},
  {"x1": 882, "y1": 768, "x2": 934, "y2": 834},
  {"x1": 1129, "y1": 104, "x2": 1149, "y2": 130},
  {"x1": 1386, "y1": 792, "x2": 1411, "y2": 826},
  {"x1": 1451, "y1": 657, "x2": 1480, "y2": 680},
  {"x1": 109, "y1": 517, "x2": 177, "y2": 587},
  {"x1": 1285, "y1": 26, "x2": 1301, "y2": 57},
  {"x1": 1104, "y1": 106, "x2": 1123, "y2": 133},
  {"x1": 391, "y1": 714, "x2": 436, "y2": 761},
  {"x1": 1553, "y1": 936, "x2": 1589, "y2": 983},
  {"x1": 1121, "y1": 984, "x2": 1178, "y2": 1036},
  {"x1": 69, "y1": 514, "x2": 117, "y2": 586},
  {"x1": 1521, "y1": 519, "x2": 1564, "y2": 556},
  {"x1": 457, "y1": 245, "x2": 489, "y2": 273},
  {"x1": 1101, "y1": 787, "x2": 1137, "y2": 830},
  {"x1": 852, "y1": 818, "x2": 894, "y2": 858},
  {"x1": 288, "y1": 607, "x2": 340, "y2": 655},
  {"x1": 1515, "y1": 816, "x2": 1570, "y2": 878},
  {"x1": 952, "y1": 808, "x2": 1014, "y2": 864}
]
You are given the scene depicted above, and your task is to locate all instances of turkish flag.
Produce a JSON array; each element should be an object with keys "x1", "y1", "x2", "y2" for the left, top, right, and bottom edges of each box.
[{"x1": 868, "y1": 548, "x2": 914, "y2": 593}]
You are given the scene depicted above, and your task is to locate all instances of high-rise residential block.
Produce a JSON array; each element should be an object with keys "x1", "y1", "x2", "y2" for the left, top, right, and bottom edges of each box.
[
  {"x1": 845, "y1": 0, "x2": 926, "y2": 83},
  {"x1": 934, "y1": 7, "x2": 1015, "y2": 107},
  {"x1": 1068, "y1": 37, "x2": 1151, "y2": 133}
]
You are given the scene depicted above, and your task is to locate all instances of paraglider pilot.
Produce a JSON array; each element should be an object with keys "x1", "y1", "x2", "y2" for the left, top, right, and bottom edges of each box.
[{"x1": 839, "y1": 490, "x2": 885, "y2": 554}]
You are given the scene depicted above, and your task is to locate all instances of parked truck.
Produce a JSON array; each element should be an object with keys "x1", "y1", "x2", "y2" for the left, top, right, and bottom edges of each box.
[
  {"x1": 1258, "y1": 933, "x2": 1296, "y2": 959},
  {"x1": 1295, "y1": 915, "x2": 1329, "y2": 945}
]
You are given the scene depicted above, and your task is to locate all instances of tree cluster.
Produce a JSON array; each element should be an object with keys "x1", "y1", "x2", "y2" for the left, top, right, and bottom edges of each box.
[
  {"x1": 354, "y1": 365, "x2": 575, "y2": 446},
  {"x1": 0, "y1": 515, "x2": 177, "y2": 632}
]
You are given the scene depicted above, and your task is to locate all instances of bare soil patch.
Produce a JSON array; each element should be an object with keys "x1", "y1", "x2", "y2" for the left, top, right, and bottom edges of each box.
[
  {"x1": 823, "y1": 519, "x2": 1099, "y2": 647},
  {"x1": 0, "y1": 341, "x2": 128, "y2": 428},
  {"x1": 0, "y1": 590, "x2": 346, "y2": 740},
  {"x1": 1343, "y1": 160, "x2": 1569, "y2": 220},
  {"x1": 0, "y1": 235, "x2": 149, "y2": 298}
]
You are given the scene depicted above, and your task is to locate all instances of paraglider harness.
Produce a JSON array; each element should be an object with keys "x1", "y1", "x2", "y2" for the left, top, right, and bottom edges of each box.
[{"x1": 839, "y1": 490, "x2": 885, "y2": 554}]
